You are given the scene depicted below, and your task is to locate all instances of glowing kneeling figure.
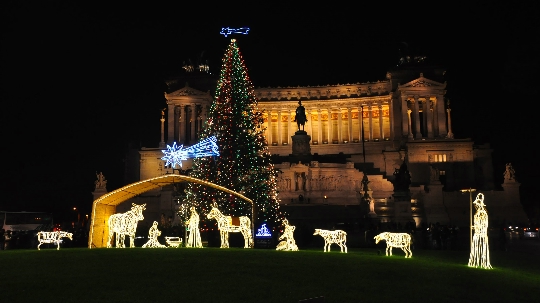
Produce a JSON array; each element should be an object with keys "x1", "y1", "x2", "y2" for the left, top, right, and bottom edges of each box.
[
  {"x1": 142, "y1": 221, "x2": 166, "y2": 248},
  {"x1": 37, "y1": 231, "x2": 73, "y2": 250},
  {"x1": 313, "y1": 229, "x2": 347, "y2": 253},
  {"x1": 374, "y1": 232, "x2": 412, "y2": 258},
  {"x1": 276, "y1": 219, "x2": 299, "y2": 251}
]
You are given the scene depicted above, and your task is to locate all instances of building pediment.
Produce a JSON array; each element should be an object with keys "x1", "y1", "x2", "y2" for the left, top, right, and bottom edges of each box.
[
  {"x1": 165, "y1": 85, "x2": 211, "y2": 98},
  {"x1": 398, "y1": 73, "x2": 446, "y2": 90}
]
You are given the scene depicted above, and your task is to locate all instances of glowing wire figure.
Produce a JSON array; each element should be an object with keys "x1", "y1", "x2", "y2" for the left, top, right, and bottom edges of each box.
[
  {"x1": 161, "y1": 136, "x2": 220, "y2": 168},
  {"x1": 468, "y1": 193, "x2": 492, "y2": 269},
  {"x1": 186, "y1": 207, "x2": 203, "y2": 248}
]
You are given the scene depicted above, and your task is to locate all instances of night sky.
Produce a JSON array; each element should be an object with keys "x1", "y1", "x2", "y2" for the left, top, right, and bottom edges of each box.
[{"x1": 2, "y1": 3, "x2": 539, "y2": 223}]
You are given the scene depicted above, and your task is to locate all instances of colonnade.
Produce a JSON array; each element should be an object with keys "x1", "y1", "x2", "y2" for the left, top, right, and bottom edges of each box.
[
  {"x1": 401, "y1": 95, "x2": 447, "y2": 139},
  {"x1": 263, "y1": 102, "x2": 393, "y2": 146}
]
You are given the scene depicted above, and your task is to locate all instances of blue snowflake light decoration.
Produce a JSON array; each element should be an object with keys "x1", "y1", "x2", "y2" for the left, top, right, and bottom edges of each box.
[{"x1": 161, "y1": 136, "x2": 220, "y2": 168}]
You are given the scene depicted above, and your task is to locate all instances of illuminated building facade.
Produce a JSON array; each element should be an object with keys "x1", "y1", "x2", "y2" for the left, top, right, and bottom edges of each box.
[{"x1": 121, "y1": 64, "x2": 529, "y2": 232}]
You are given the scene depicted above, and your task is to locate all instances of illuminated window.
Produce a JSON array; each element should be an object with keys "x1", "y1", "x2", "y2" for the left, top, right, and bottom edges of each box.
[
  {"x1": 439, "y1": 170, "x2": 446, "y2": 176},
  {"x1": 433, "y1": 154, "x2": 447, "y2": 162}
]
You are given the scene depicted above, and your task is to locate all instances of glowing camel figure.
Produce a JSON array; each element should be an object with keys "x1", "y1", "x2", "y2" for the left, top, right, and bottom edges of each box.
[
  {"x1": 374, "y1": 232, "x2": 413, "y2": 258},
  {"x1": 468, "y1": 193, "x2": 492, "y2": 269},
  {"x1": 207, "y1": 202, "x2": 253, "y2": 248},
  {"x1": 107, "y1": 203, "x2": 146, "y2": 248}
]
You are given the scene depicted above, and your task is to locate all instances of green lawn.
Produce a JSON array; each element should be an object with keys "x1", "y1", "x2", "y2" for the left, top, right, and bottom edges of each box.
[{"x1": 0, "y1": 246, "x2": 538, "y2": 303}]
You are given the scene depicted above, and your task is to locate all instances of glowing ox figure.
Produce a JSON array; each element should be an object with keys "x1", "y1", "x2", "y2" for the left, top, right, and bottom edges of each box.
[
  {"x1": 313, "y1": 229, "x2": 347, "y2": 253},
  {"x1": 374, "y1": 232, "x2": 413, "y2": 258},
  {"x1": 468, "y1": 193, "x2": 492, "y2": 269},
  {"x1": 107, "y1": 203, "x2": 146, "y2": 248},
  {"x1": 37, "y1": 231, "x2": 73, "y2": 250},
  {"x1": 207, "y1": 202, "x2": 253, "y2": 248}
]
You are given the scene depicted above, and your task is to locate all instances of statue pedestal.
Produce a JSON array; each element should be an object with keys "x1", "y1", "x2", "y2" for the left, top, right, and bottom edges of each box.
[
  {"x1": 291, "y1": 131, "x2": 312, "y2": 163},
  {"x1": 392, "y1": 191, "x2": 413, "y2": 225}
]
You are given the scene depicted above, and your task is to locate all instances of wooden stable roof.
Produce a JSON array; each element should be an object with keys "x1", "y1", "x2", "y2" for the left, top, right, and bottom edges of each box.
[{"x1": 94, "y1": 174, "x2": 252, "y2": 206}]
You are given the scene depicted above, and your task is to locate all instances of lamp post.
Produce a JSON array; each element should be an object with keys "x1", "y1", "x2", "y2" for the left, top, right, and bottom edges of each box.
[{"x1": 460, "y1": 188, "x2": 476, "y2": 251}]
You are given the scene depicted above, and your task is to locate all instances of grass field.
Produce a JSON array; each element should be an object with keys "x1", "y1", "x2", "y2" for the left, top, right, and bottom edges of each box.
[{"x1": 1, "y1": 245, "x2": 538, "y2": 303}]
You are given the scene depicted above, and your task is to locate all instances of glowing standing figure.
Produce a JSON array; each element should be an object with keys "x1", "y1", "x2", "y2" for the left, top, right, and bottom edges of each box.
[
  {"x1": 142, "y1": 221, "x2": 166, "y2": 248},
  {"x1": 186, "y1": 207, "x2": 203, "y2": 248},
  {"x1": 468, "y1": 193, "x2": 492, "y2": 269},
  {"x1": 276, "y1": 218, "x2": 299, "y2": 251}
]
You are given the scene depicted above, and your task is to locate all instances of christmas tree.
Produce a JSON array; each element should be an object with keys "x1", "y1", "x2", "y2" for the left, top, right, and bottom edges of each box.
[{"x1": 182, "y1": 38, "x2": 285, "y2": 233}]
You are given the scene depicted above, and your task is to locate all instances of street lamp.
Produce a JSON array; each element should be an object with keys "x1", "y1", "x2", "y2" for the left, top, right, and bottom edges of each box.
[{"x1": 460, "y1": 188, "x2": 476, "y2": 251}]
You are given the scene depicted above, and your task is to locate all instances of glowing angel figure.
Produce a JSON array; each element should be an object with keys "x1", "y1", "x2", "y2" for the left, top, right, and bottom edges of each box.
[
  {"x1": 142, "y1": 221, "x2": 166, "y2": 248},
  {"x1": 276, "y1": 219, "x2": 299, "y2": 251},
  {"x1": 161, "y1": 136, "x2": 220, "y2": 168},
  {"x1": 468, "y1": 193, "x2": 493, "y2": 269},
  {"x1": 186, "y1": 207, "x2": 203, "y2": 248}
]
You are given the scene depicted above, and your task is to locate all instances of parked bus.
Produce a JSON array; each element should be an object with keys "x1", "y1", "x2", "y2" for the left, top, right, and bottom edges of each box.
[{"x1": 0, "y1": 211, "x2": 54, "y2": 232}]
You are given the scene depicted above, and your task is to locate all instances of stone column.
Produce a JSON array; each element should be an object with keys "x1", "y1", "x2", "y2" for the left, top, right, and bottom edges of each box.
[
  {"x1": 277, "y1": 110, "x2": 282, "y2": 145},
  {"x1": 437, "y1": 95, "x2": 446, "y2": 137},
  {"x1": 306, "y1": 108, "x2": 313, "y2": 136},
  {"x1": 422, "y1": 100, "x2": 428, "y2": 138},
  {"x1": 427, "y1": 99, "x2": 434, "y2": 138},
  {"x1": 288, "y1": 109, "x2": 293, "y2": 145},
  {"x1": 266, "y1": 110, "x2": 273, "y2": 145},
  {"x1": 327, "y1": 108, "x2": 333, "y2": 143},
  {"x1": 407, "y1": 109, "x2": 414, "y2": 139},
  {"x1": 317, "y1": 109, "x2": 322, "y2": 144},
  {"x1": 167, "y1": 104, "x2": 175, "y2": 145},
  {"x1": 446, "y1": 108, "x2": 454, "y2": 139},
  {"x1": 190, "y1": 103, "x2": 197, "y2": 145},
  {"x1": 401, "y1": 96, "x2": 408, "y2": 137},
  {"x1": 413, "y1": 96, "x2": 421, "y2": 139},
  {"x1": 160, "y1": 111, "x2": 166, "y2": 148},
  {"x1": 368, "y1": 105, "x2": 373, "y2": 141},
  {"x1": 337, "y1": 108, "x2": 343, "y2": 143},
  {"x1": 358, "y1": 106, "x2": 363, "y2": 141},
  {"x1": 178, "y1": 106, "x2": 185, "y2": 144},
  {"x1": 347, "y1": 107, "x2": 353, "y2": 143},
  {"x1": 378, "y1": 104, "x2": 384, "y2": 140}
]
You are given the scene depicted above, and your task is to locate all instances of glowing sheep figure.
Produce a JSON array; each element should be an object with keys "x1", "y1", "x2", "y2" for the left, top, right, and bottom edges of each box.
[
  {"x1": 468, "y1": 193, "x2": 492, "y2": 269},
  {"x1": 37, "y1": 231, "x2": 73, "y2": 250},
  {"x1": 142, "y1": 221, "x2": 166, "y2": 248},
  {"x1": 207, "y1": 202, "x2": 253, "y2": 248},
  {"x1": 374, "y1": 232, "x2": 412, "y2": 258},
  {"x1": 313, "y1": 229, "x2": 347, "y2": 253},
  {"x1": 276, "y1": 218, "x2": 299, "y2": 251},
  {"x1": 107, "y1": 203, "x2": 146, "y2": 248}
]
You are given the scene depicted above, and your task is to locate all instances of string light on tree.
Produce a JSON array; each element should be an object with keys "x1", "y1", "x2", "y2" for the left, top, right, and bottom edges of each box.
[{"x1": 183, "y1": 35, "x2": 286, "y2": 238}]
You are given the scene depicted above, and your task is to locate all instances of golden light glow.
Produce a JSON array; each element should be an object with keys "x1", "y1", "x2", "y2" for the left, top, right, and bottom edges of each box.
[
  {"x1": 142, "y1": 221, "x2": 166, "y2": 248},
  {"x1": 276, "y1": 218, "x2": 298, "y2": 251},
  {"x1": 207, "y1": 202, "x2": 253, "y2": 248},
  {"x1": 313, "y1": 229, "x2": 347, "y2": 253},
  {"x1": 186, "y1": 207, "x2": 203, "y2": 248},
  {"x1": 89, "y1": 174, "x2": 253, "y2": 248},
  {"x1": 468, "y1": 193, "x2": 492, "y2": 269},
  {"x1": 107, "y1": 203, "x2": 146, "y2": 248},
  {"x1": 374, "y1": 232, "x2": 412, "y2": 258},
  {"x1": 37, "y1": 231, "x2": 73, "y2": 250}
]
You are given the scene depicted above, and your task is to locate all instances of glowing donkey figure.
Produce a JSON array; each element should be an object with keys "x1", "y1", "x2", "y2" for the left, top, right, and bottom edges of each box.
[{"x1": 207, "y1": 202, "x2": 253, "y2": 248}]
